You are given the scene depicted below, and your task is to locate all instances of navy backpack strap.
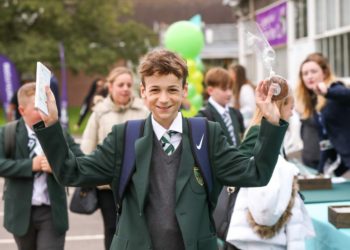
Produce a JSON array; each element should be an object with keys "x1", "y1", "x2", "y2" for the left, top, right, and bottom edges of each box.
[
  {"x1": 188, "y1": 117, "x2": 213, "y2": 193},
  {"x1": 118, "y1": 119, "x2": 145, "y2": 202}
]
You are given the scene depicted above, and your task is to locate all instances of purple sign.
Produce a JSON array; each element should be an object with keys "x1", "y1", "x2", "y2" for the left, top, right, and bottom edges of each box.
[
  {"x1": 256, "y1": 2, "x2": 287, "y2": 47},
  {"x1": 59, "y1": 42, "x2": 69, "y2": 129},
  {"x1": 0, "y1": 55, "x2": 20, "y2": 111}
]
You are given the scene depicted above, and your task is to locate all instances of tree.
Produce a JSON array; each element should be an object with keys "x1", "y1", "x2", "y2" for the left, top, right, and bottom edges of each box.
[{"x1": 0, "y1": 0, "x2": 157, "y2": 76}]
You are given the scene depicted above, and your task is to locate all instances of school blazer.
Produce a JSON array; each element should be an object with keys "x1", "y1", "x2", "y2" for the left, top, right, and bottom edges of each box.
[
  {"x1": 197, "y1": 103, "x2": 244, "y2": 145},
  {"x1": 0, "y1": 118, "x2": 82, "y2": 236},
  {"x1": 35, "y1": 115, "x2": 288, "y2": 250}
]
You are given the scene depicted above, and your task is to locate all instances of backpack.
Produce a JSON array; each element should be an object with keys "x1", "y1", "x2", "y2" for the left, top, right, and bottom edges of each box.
[
  {"x1": 3, "y1": 120, "x2": 19, "y2": 159},
  {"x1": 116, "y1": 117, "x2": 238, "y2": 241}
]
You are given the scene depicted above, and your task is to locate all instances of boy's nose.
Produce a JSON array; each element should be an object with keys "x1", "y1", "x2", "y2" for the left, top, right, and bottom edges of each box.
[{"x1": 159, "y1": 91, "x2": 169, "y2": 102}]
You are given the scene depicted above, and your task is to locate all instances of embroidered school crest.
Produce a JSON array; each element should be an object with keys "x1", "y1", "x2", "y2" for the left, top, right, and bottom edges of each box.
[{"x1": 193, "y1": 166, "x2": 204, "y2": 186}]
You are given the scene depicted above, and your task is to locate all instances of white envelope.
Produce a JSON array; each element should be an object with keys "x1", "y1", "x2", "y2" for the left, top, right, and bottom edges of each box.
[{"x1": 35, "y1": 62, "x2": 51, "y2": 115}]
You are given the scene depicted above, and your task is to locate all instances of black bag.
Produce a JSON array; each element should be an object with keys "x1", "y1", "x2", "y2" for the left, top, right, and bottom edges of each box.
[
  {"x1": 212, "y1": 187, "x2": 240, "y2": 240},
  {"x1": 69, "y1": 187, "x2": 98, "y2": 214}
]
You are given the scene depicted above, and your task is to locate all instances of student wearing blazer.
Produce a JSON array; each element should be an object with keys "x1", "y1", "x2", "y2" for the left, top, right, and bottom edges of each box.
[
  {"x1": 197, "y1": 67, "x2": 245, "y2": 146},
  {"x1": 34, "y1": 49, "x2": 288, "y2": 250},
  {"x1": 0, "y1": 83, "x2": 83, "y2": 250}
]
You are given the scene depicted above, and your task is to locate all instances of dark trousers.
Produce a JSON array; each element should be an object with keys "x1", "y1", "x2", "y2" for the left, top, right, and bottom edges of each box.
[
  {"x1": 96, "y1": 189, "x2": 117, "y2": 250},
  {"x1": 13, "y1": 205, "x2": 65, "y2": 250}
]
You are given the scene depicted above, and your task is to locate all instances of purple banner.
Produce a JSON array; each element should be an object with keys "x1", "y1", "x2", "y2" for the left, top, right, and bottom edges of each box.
[
  {"x1": 59, "y1": 42, "x2": 69, "y2": 129},
  {"x1": 256, "y1": 2, "x2": 287, "y2": 47},
  {"x1": 0, "y1": 55, "x2": 20, "y2": 112}
]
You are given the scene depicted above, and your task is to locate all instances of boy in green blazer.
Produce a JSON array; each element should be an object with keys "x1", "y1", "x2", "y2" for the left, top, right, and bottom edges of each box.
[
  {"x1": 197, "y1": 67, "x2": 245, "y2": 249},
  {"x1": 197, "y1": 67, "x2": 245, "y2": 146},
  {"x1": 0, "y1": 82, "x2": 83, "y2": 250},
  {"x1": 34, "y1": 49, "x2": 288, "y2": 250}
]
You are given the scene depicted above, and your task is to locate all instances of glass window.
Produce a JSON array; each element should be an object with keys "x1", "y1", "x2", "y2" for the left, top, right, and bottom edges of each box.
[
  {"x1": 316, "y1": 0, "x2": 327, "y2": 34},
  {"x1": 317, "y1": 32, "x2": 350, "y2": 77},
  {"x1": 326, "y1": 0, "x2": 336, "y2": 30},
  {"x1": 294, "y1": 0, "x2": 308, "y2": 38},
  {"x1": 341, "y1": 0, "x2": 350, "y2": 26}
]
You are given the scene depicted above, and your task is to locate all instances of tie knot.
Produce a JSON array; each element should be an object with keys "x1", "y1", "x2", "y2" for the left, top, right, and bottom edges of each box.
[
  {"x1": 160, "y1": 130, "x2": 177, "y2": 155},
  {"x1": 167, "y1": 130, "x2": 177, "y2": 137}
]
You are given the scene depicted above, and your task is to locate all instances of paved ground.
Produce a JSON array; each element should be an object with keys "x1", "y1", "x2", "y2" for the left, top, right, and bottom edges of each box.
[{"x1": 0, "y1": 177, "x2": 106, "y2": 250}]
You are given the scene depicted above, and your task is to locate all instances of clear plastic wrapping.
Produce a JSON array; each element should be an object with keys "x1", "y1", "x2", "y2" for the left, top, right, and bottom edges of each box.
[{"x1": 243, "y1": 21, "x2": 288, "y2": 100}]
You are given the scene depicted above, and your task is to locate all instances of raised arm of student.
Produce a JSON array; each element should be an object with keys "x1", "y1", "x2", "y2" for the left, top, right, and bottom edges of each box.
[{"x1": 35, "y1": 86, "x2": 117, "y2": 187}]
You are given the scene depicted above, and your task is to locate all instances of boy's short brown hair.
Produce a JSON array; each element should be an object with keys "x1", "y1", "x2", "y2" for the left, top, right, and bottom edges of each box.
[
  {"x1": 138, "y1": 49, "x2": 188, "y2": 87},
  {"x1": 17, "y1": 82, "x2": 36, "y2": 106},
  {"x1": 205, "y1": 67, "x2": 233, "y2": 89}
]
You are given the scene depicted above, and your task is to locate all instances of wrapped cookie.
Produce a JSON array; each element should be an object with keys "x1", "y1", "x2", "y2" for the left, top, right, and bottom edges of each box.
[{"x1": 266, "y1": 75, "x2": 289, "y2": 101}]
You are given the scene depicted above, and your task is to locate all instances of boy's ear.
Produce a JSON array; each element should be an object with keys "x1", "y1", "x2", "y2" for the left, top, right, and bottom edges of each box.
[
  {"x1": 207, "y1": 86, "x2": 213, "y2": 95},
  {"x1": 140, "y1": 83, "x2": 146, "y2": 99},
  {"x1": 183, "y1": 82, "x2": 188, "y2": 98},
  {"x1": 18, "y1": 105, "x2": 25, "y2": 116}
]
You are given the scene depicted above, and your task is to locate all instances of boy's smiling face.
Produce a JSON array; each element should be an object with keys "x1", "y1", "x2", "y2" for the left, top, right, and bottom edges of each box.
[{"x1": 141, "y1": 73, "x2": 187, "y2": 129}]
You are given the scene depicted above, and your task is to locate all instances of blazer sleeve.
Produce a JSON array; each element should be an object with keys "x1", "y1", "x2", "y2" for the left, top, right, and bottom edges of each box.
[
  {"x1": 326, "y1": 82, "x2": 350, "y2": 104},
  {"x1": 238, "y1": 126, "x2": 260, "y2": 156},
  {"x1": 0, "y1": 127, "x2": 33, "y2": 178},
  {"x1": 35, "y1": 121, "x2": 122, "y2": 187},
  {"x1": 210, "y1": 118, "x2": 288, "y2": 187}
]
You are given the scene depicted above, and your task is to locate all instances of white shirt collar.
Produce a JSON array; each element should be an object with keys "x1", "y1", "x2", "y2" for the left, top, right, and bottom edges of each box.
[
  {"x1": 152, "y1": 112, "x2": 183, "y2": 140},
  {"x1": 25, "y1": 123, "x2": 36, "y2": 138},
  {"x1": 208, "y1": 97, "x2": 229, "y2": 115}
]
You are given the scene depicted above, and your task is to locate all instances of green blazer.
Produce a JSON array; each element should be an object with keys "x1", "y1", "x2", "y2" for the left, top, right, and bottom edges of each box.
[
  {"x1": 35, "y1": 115, "x2": 288, "y2": 250},
  {"x1": 0, "y1": 118, "x2": 82, "y2": 236},
  {"x1": 239, "y1": 125, "x2": 260, "y2": 156},
  {"x1": 197, "y1": 103, "x2": 244, "y2": 146}
]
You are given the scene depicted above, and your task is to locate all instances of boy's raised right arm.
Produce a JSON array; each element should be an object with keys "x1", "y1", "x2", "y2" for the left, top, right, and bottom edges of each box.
[{"x1": 35, "y1": 86, "x2": 121, "y2": 187}]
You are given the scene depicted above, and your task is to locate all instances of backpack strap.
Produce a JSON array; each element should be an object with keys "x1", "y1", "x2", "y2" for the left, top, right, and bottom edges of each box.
[
  {"x1": 117, "y1": 119, "x2": 145, "y2": 202},
  {"x1": 4, "y1": 120, "x2": 19, "y2": 159},
  {"x1": 188, "y1": 117, "x2": 213, "y2": 194}
]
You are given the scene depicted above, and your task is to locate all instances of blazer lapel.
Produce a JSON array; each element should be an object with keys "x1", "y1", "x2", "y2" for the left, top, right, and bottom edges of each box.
[
  {"x1": 133, "y1": 116, "x2": 153, "y2": 212},
  {"x1": 175, "y1": 118, "x2": 195, "y2": 203},
  {"x1": 17, "y1": 119, "x2": 30, "y2": 157}
]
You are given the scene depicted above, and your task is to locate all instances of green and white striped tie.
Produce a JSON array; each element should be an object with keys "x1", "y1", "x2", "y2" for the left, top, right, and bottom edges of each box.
[
  {"x1": 222, "y1": 111, "x2": 236, "y2": 146},
  {"x1": 160, "y1": 130, "x2": 177, "y2": 155}
]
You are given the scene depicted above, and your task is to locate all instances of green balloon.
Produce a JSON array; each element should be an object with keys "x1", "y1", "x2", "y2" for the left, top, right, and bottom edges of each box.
[
  {"x1": 187, "y1": 83, "x2": 196, "y2": 98},
  {"x1": 195, "y1": 57, "x2": 205, "y2": 72},
  {"x1": 165, "y1": 21, "x2": 204, "y2": 59},
  {"x1": 190, "y1": 94, "x2": 203, "y2": 110}
]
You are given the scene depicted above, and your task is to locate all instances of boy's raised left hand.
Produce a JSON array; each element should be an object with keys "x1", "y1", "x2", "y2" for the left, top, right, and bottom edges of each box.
[
  {"x1": 255, "y1": 80, "x2": 280, "y2": 125},
  {"x1": 38, "y1": 86, "x2": 59, "y2": 127}
]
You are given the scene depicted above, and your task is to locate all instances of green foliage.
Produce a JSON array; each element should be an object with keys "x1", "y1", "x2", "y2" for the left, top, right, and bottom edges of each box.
[
  {"x1": 67, "y1": 106, "x2": 90, "y2": 135},
  {"x1": 0, "y1": 0, "x2": 157, "y2": 76}
]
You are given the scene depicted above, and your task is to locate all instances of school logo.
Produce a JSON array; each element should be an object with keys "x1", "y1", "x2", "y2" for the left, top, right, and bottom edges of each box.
[{"x1": 193, "y1": 166, "x2": 204, "y2": 186}]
